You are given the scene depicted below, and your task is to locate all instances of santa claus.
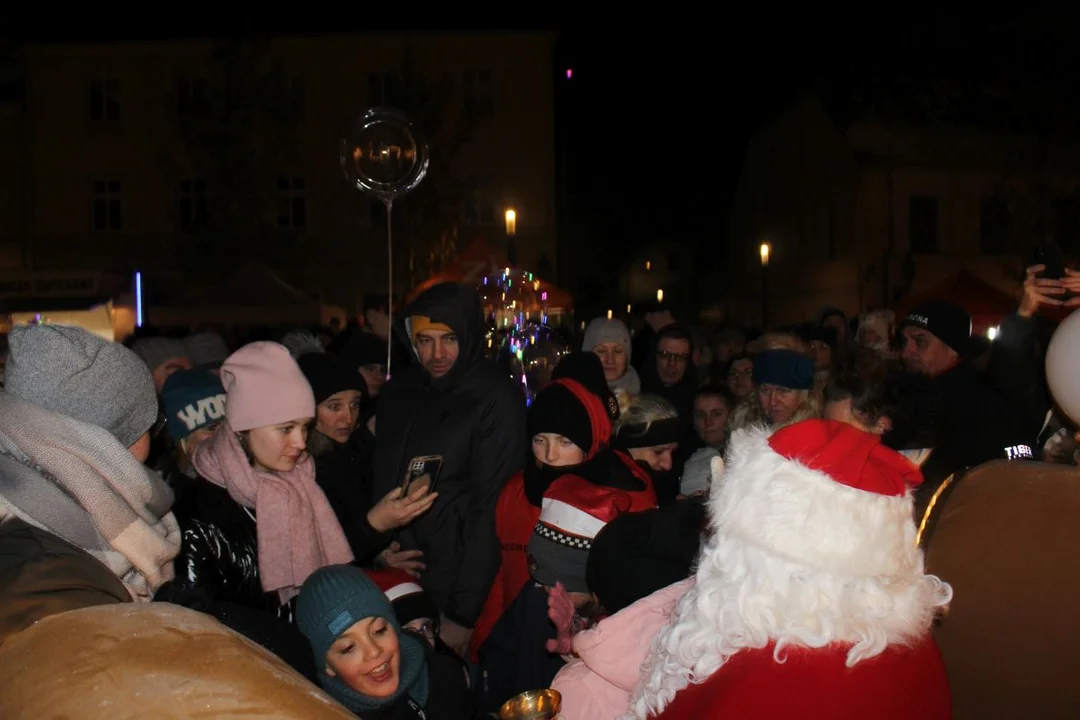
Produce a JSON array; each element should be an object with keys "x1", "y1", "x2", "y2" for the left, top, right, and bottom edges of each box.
[{"x1": 628, "y1": 419, "x2": 954, "y2": 719}]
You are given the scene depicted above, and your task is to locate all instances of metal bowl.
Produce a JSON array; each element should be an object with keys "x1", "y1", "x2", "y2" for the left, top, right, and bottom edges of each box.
[{"x1": 498, "y1": 688, "x2": 563, "y2": 719}]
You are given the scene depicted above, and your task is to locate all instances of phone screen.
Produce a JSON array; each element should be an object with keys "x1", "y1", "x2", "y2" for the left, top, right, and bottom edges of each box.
[{"x1": 401, "y1": 456, "x2": 443, "y2": 496}]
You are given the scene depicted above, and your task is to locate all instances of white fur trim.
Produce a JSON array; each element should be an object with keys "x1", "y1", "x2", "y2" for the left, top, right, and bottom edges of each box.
[
  {"x1": 384, "y1": 582, "x2": 423, "y2": 602},
  {"x1": 539, "y1": 498, "x2": 607, "y2": 539},
  {"x1": 711, "y1": 426, "x2": 917, "y2": 578}
]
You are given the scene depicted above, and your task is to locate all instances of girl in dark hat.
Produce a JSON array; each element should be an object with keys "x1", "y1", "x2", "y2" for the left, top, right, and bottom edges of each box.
[{"x1": 297, "y1": 353, "x2": 435, "y2": 567}]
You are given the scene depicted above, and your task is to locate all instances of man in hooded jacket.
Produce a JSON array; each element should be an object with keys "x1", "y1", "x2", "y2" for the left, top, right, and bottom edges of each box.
[{"x1": 373, "y1": 282, "x2": 527, "y2": 656}]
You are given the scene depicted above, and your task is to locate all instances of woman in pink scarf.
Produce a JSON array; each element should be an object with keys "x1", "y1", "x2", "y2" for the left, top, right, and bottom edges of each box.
[{"x1": 158, "y1": 341, "x2": 353, "y2": 678}]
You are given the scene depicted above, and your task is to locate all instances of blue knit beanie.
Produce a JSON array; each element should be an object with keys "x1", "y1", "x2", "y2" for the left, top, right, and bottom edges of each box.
[
  {"x1": 160, "y1": 369, "x2": 226, "y2": 442},
  {"x1": 752, "y1": 349, "x2": 815, "y2": 390},
  {"x1": 297, "y1": 565, "x2": 429, "y2": 712}
]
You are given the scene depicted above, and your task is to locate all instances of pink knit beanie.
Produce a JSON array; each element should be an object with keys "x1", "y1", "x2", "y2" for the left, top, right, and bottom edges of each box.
[{"x1": 221, "y1": 341, "x2": 316, "y2": 432}]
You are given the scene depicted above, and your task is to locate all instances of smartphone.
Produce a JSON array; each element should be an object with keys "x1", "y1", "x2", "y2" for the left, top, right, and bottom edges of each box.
[
  {"x1": 1033, "y1": 244, "x2": 1066, "y2": 280},
  {"x1": 1033, "y1": 244, "x2": 1071, "y2": 302},
  {"x1": 401, "y1": 455, "x2": 443, "y2": 496}
]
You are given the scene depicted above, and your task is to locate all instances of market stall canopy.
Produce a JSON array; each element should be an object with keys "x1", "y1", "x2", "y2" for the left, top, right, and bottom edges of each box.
[
  {"x1": 408, "y1": 239, "x2": 572, "y2": 309},
  {"x1": 149, "y1": 261, "x2": 346, "y2": 328},
  {"x1": 894, "y1": 270, "x2": 1017, "y2": 335}
]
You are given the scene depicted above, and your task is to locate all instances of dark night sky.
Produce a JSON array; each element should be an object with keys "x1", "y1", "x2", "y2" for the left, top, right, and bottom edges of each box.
[
  {"x1": 13, "y1": 19, "x2": 1080, "y2": 258},
  {"x1": 555, "y1": 20, "x2": 1080, "y2": 252}
]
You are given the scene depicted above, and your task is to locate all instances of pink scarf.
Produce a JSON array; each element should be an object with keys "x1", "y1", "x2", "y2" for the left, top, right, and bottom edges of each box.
[{"x1": 192, "y1": 423, "x2": 354, "y2": 603}]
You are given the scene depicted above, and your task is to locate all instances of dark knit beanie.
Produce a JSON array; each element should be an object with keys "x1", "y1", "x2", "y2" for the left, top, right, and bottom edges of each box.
[
  {"x1": 528, "y1": 383, "x2": 594, "y2": 454},
  {"x1": 160, "y1": 368, "x2": 227, "y2": 442},
  {"x1": 752, "y1": 349, "x2": 815, "y2": 390},
  {"x1": 586, "y1": 500, "x2": 706, "y2": 614},
  {"x1": 296, "y1": 565, "x2": 430, "y2": 711},
  {"x1": 297, "y1": 352, "x2": 368, "y2": 405},
  {"x1": 297, "y1": 565, "x2": 399, "y2": 664},
  {"x1": 338, "y1": 330, "x2": 389, "y2": 369},
  {"x1": 898, "y1": 300, "x2": 972, "y2": 355},
  {"x1": 552, "y1": 351, "x2": 620, "y2": 423}
]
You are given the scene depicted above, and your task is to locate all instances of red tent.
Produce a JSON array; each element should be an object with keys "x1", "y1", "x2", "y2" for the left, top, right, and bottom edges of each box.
[{"x1": 894, "y1": 270, "x2": 1017, "y2": 335}]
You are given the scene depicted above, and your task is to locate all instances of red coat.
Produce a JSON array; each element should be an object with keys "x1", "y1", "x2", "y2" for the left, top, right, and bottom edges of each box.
[
  {"x1": 470, "y1": 453, "x2": 657, "y2": 661},
  {"x1": 657, "y1": 638, "x2": 951, "y2": 719}
]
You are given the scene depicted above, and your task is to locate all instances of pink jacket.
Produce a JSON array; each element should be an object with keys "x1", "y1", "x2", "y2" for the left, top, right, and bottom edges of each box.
[{"x1": 551, "y1": 579, "x2": 692, "y2": 720}]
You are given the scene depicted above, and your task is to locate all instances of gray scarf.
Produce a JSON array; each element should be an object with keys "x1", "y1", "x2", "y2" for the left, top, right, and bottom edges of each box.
[
  {"x1": 610, "y1": 365, "x2": 641, "y2": 396},
  {"x1": 0, "y1": 392, "x2": 181, "y2": 601}
]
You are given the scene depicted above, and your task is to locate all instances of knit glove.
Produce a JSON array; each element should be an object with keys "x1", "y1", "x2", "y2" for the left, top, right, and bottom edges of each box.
[{"x1": 545, "y1": 582, "x2": 576, "y2": 654}]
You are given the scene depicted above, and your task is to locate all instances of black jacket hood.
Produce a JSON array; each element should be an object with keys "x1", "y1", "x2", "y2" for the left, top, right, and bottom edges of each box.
[{"x1": 394, "y1": 282, "x2": 485, "y2": 388}]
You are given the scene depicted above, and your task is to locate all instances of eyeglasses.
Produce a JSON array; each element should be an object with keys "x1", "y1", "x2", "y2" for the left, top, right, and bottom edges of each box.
[
  {"x1": 656, "y1": 350, "x2": 691, "y2": 365},
  {"x1": 150, "y1": 413, "x2": 168, "y2": 438}
]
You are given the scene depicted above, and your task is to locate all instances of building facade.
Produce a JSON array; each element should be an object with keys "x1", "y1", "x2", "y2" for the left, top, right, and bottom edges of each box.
[
  {"x1": 0, "y1": 32, "x2": 558, "y2": 312},
  {"x1": 722, "y1": 92, "x2": 1080, "y2": 326}
]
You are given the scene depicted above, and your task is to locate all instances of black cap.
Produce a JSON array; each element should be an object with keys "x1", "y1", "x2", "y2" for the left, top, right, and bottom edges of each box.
[
  {"x1": 899, "y1": 300, "x2": 972, "y2": 354},
  {"x1": 297, "y1": 353, "x2": 368, "y2": 405}
]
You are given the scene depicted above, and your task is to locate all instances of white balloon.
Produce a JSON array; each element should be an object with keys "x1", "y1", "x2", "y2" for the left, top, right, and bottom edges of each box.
[{"x1": 1045, "y1": 310, "x2": 1080, "y2": 423}]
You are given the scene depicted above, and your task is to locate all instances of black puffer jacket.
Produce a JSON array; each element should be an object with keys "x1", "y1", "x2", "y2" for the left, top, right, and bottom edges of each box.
[
  {"x1": 155, "y1": 469, "x2": 317, "y2": 680},
  {"x1": 373, "y1": 283, "x2": 527, "y2": 629},
  {"x1": 312, "y1": 433, "x2": 389, "y2": 564}
]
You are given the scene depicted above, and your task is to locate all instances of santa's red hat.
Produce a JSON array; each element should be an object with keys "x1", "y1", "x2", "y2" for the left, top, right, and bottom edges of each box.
[
  {"x1": 363, "y1": 568, "x2": 437, "y2": 628},
  {"x1": 528, "y1": 475, "x2": 632, "y2": 593},
  {"x1": 717, "y1": 419, "x2": 924, "y2": 578}
]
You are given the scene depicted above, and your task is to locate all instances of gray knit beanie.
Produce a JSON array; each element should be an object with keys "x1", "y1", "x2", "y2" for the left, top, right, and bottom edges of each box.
[
  {"x1": 182, "y1": 332, "x2": 230, "y2": 369},
  {"x1": 582, "y1": 317, "x2": 631, "y2": 353},
  {"x1": 131, "y1": 337, "x2": 190, "y2": 373},
  {"x1": 5, "y1": 325, "x2": 159, "y2": 447}
]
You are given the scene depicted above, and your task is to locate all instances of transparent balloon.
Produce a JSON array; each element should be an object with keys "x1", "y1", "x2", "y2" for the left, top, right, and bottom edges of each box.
[
  {"x1": 498, "y1": 323, "x2": 572, "y2": 405},
  {"x1": 340, "y1": 107, "x2": 429, "y2": 204},
  {"x1": 1046, "y1": 310, "x2": 1080, "y2": 423}
]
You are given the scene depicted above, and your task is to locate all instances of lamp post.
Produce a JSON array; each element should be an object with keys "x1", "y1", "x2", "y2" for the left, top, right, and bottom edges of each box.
[
  {"x1": 760, "y1": 242, "x2": 771, "y2": 327},
  {"x1": 504, "y1": 208, "x2": 517, "y2": 266}
]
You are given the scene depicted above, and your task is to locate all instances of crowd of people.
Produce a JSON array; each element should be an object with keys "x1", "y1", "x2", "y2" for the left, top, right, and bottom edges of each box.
[{"x1": 1, "y1": 263, "x2": 1079, "y2": 718}]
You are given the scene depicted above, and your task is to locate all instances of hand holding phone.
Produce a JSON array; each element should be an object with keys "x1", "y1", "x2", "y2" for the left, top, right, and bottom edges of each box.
[
  {"x1": 367, "y1": 459, "x2": 442, "y2": 533},
  {"x1": 401, "y1": 455, "x2": 443, "y2": 496}
]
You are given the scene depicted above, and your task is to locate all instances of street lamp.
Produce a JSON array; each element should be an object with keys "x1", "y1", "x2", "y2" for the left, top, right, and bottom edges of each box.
[
  {"x1": 657, "y1": 289, "x2": 664, "y2": 303},
  {"x1": 504, "y1": 208, "x2": 517, "y2": 236},
  {"x1": 760, "y1": 242, "x2": 772, "y2": 327}
]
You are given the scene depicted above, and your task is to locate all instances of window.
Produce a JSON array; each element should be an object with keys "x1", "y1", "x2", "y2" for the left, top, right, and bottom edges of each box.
[
  {"x1": 89, "y1": 78, "x2": 120, "y2": 122},
  {"x1": 284, "y1": 74, "x2": 306, "y2": 118},
  {"x1": 980, "y1": 195, "x2": 1011, "y2": 255},
  {"x1": 368, "y1": 71, "x2": 399, "y2": 106},
  {"x1": 464, "y1": 176, "x2": 496, "y2": 226},
  {"x1": 268, "y1": 72, "x2": 305, "y2": 120},
  {"x1": 176, "y1": 76, "x2": 208, "y2": 115},
  {"x1": 91, "y1": 180, "x2": 122, "y2": 232},
  {"x1": 277, "y1": 177, "x2": 306, "y2": 229},
  {"x1": 908, "y1": 195, "x2": 939, "y2": 253},
  {"x1": 178, "y1": 179, "x2": 208, "y2": 232},
  {"x1": 463, "y1": 70, "x2": 493, "y2": 114}
]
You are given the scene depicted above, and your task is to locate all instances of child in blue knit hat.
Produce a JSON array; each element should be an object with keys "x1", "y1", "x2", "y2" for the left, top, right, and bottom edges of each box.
[{"x1": 297, "y1": 565, "x2": 472, "y2": 719}]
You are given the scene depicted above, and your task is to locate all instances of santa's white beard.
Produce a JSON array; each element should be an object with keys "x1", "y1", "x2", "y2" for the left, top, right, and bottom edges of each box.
[{"x1": 626, "y1": 530, "x2": 952, "y2": 719}]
